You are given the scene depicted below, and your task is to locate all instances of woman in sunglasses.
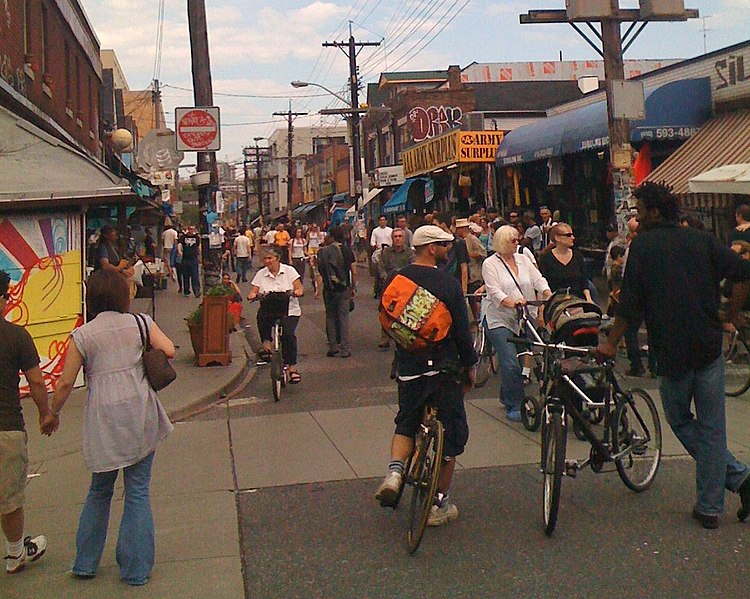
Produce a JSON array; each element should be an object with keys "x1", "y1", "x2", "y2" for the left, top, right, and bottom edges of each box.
[{"x1": 538, "y1": 223, "x2": 593, "y2": 302}]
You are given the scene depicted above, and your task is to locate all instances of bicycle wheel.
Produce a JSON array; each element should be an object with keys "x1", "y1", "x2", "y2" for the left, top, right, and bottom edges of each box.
[
  {"x1": 613, "y1": 388, "x2": 662, "y2": 492},
  {"x1": 407, "y1": 421, "x2": 444, "y2": 554},
  {"x1": 542, "y1": 411, "x2": 565, "y2": 536},
  {"x1": 723, "y1": 330, "x2": 750, "y2": 397},
  {"x1": 474, "y1": 327, "x2": 492, "y2": 388},
  {"x1": 270, "y1": 351, "x2": 282, "y2": 401},
  {"x1": 521, "y1": 395, "x2": 541, "y2": 431}
]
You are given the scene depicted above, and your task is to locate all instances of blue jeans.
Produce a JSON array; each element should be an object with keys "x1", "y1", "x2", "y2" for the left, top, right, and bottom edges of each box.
[
  {"x1": 182, "y1": 261, "x2": 200, "y2": 296},
  {"x1": 236, "y1": 257, "x2": 249, "y2": 282},
  {"x1": 72, "y1": 452, "x2": 156, "y2": 584},
  {"x1": 659, "y1": 357, "x2": 750, "y2": 515},
  {"x1": 486, "y1": 325, "x2": 524, "y2": 412}
]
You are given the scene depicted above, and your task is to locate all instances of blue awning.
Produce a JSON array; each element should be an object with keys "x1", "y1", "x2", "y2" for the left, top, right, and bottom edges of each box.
[
  {"x1": 497, "y1": 78, "x2": 712, "y2": 167},
  {"x1": 382, "y1": 178, "x2": 426, "y2": 214},
  {"x1": 332, "y1": 193, "x2": 349, "y2": 203}
]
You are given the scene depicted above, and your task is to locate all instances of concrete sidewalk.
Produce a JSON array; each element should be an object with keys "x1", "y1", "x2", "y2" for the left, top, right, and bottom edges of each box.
[{"x1": 8, "y1": 283, "x2": 251, "y2": 598}]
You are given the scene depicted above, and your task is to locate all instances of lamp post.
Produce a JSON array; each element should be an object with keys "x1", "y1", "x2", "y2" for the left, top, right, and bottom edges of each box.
[{"x1": 291, "y1": 80, "x2": 363, "y2": 209}]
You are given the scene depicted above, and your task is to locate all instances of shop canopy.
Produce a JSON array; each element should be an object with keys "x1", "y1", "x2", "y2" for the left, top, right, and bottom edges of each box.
[
  {"x1": 0, "y1": 104, "x2": 135, "y2": 209},
  {"x1": 496, "y1": 78, "x2": 711, "y2": 167},
  {"x1": 291, "y1": 199, "x2": 325, "y2": 218},
  {"x1": 382, "y1": 178, "x2": 427, "y2": 214},
  {"x1": 689, "y1": 164, "x2": 750, "y2": 195}
]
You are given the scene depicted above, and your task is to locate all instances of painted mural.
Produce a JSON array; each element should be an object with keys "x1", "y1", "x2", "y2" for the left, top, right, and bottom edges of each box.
[
  {"x1": 0, "y1": 212, "x2": 83, "y2": 394},
  {"x1": 409, "y1": 105, "x2": 463, "y2": 143}
]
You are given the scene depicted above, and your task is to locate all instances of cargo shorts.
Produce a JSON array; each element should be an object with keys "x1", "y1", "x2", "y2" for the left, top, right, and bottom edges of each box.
[{"x1": 0, "y1": 431, "x2": 28, "y2": 515}]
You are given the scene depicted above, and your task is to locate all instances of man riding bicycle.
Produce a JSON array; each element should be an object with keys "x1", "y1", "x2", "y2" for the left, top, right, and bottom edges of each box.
[{"x1": 375, "y1": 225, "x2": 478, "y2": 526}]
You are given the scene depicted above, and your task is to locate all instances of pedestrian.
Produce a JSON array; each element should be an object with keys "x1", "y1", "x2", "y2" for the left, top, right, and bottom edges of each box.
[
  {"x1": 370, "y1": 216, "x2": 393, "y2": 298},
  {"x1": 376, "y1": 228, "x2": 416, "y2": 349},
  {"x1": 143, "y1": 227, "x2": 157, "y2": 261},
  {"x1": 45, "y1": 268, "x2": 175, "y2": 583},
  {"x1": 521, "y1": 211, "x2": 542, "y2": 254},
  {"x1": 539, "y1": 206, "x2": 556, "y2": 249},
  {"x1": 233, "y1": 229, "x2": 252, "y2": 283},
  {"x1": 290, "y1": 227, "x2": 308, "y2": 284},
  {"x1": 597, "y1": 182, "x2": 750, "y2": 529},
  {"x1": 458, "y1": 220, "x2": 487, "y2": 321},
  {"x1": 434, "y1": 212, "x2": 469, "y2": 295},
  {"x1": 162, "y1": 223, "x2": 178, "y2": 281},
  {"x1": 221, "y1": 273, "x2": 244, "y2": 330},
  {"x1": 730, "y1": 204, "x2": 750, "y2": 244},
  {"x1": 537, "y1": 223, "x2": 593, "y2": 302},
  {"x1": 273, "y1": 223, "x2": 291, "y2": 264},
  {"x1": 395, "y1": 214, "x2": 413, "y2": 249},
  {"x1": 94, "y1": 225, "x2": 133, "y2": 277},
  {"x1": 374, "y1": 225, "x2": 477, "y2": 526},
  {"x1": 1, "y1": 271, "x2": 54, "y2": 574},
  {"x1": 247, "y1": 248, "x2": 304, "y2": 382},
  {"x1": 317, "y1": 226, "x2": 356, "y2": 358},
  {"x1": 482, "y1": 226, "x2": 552, "y2": 421},
  {"x1": 178, "y1": 224, "x2": 201, "y2": 297}
]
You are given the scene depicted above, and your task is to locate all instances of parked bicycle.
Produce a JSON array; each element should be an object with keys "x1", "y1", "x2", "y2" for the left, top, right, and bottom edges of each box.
[
  {"x1": 465, "y1": 293, "x2": 497, "y2": 388},
  {"x1": 723, "y1": 325, "x2": 750, "y2": 396},
  {"x1": 509, "y1": 293, "x2": 663, "y2": 536}
]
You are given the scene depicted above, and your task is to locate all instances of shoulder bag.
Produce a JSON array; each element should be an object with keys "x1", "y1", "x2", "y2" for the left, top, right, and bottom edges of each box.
[{"x1": 134, "y1": 313, "x2": 176, "y2": 392}]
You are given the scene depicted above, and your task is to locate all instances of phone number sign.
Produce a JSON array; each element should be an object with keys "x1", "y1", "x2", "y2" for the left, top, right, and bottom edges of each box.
[{"x1": 175, "y1": 107, "x2": 221, "y2": 151}]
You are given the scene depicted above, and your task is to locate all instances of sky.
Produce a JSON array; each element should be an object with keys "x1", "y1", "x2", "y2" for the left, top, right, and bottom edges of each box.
[{"x1": 79, "y1": 0, "x2": 750, "y2": 169}]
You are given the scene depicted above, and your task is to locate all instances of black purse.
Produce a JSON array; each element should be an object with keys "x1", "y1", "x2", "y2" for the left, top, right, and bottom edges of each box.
[{"x1": 134, "y1": 313, "x2": 176, "y2": 392}]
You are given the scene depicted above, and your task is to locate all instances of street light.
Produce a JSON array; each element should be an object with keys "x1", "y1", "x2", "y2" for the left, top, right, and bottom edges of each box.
[
  {"x1": 290, "y1": 80, "x2": 363, "y2": 209},
  {"x1": 290, "y1": 80, "x2": 350, "y2": 105}
]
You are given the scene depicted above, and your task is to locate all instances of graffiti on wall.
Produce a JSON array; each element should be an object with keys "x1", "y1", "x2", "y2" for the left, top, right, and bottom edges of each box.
[
  {"x1": 409, "y1": 105, "x2": 463, "y2": 143},
  {"x1": 1, "y1": 213, "x2": 83, "y2": 394}
]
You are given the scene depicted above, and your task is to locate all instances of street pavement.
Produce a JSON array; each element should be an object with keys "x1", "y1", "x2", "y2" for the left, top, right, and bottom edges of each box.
[{"x1": 7, "y1": 259, "x2": 750, "y2": 598}]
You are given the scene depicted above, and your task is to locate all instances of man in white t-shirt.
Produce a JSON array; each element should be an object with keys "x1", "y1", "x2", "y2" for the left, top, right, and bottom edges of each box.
[
  {"x1": 233, "y1": 231, "x2": 252, "y2": 283},
  {"x1": 162, "y1": 225, "x2": 178, "y2": 280}
]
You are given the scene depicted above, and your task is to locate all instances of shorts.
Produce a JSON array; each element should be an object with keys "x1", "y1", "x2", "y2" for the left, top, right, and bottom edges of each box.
[
  {"x1": 394, "y1": 373, "x2": 469, "y2": 457},
  {"x1": 0, "y1": 431, "x2": 28, "y2": 515}
]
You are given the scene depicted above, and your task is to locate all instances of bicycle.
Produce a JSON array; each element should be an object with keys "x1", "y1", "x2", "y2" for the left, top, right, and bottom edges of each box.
[
  {"x1": 509, "y1": 336, "x2": 662, "y2": 536},
  {"x1": 252, "y1": 291, "x2": 292, "y2": 401},
  {"x1": 514, "y1": 301, "x2": 548, "y2": 431},
  {"x1": 465, "y1": 293, "x2": 497, "y2": 388},
  {"x1": 723, "y1": 325, "x2": 750, "y2": 396},
  {"x1": 387, "y1": 405, "x2": 444, "y2": 555}
]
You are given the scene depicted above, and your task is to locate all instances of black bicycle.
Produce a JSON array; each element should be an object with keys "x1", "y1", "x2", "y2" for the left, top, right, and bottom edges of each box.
[
  {"x1": 253, "y1": 292, "x2": 292, "y2": 401},
  {"x1": 723, "y1": 326, "x2": 750, "y2": 396},
  {"x1": 509, "y1": 336, "x2": 663, "y2": 536},
  {"x1": 466, "y1": 294, "x2": 498, "y2": 388}
]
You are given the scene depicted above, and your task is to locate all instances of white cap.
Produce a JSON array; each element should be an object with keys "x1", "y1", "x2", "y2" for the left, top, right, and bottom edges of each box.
[{"x1": 412, "y1": 225, "x2": 454, "y2": 247}]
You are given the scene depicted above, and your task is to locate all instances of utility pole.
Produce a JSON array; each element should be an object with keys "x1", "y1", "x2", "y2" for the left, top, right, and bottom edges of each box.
[
  {"x1": 242, "y1": 147, "x2": 251, "y2": 228},
  {"x1": 273, "y1": 101, "x2": 307, "y2": 221},
  {"x1": 323, "y1": 22, "x2": 380, "y2": 209},
  {"x1": 186, "y1": 0, "x2": 220, "y2": 287},
  {"x1": 520, "y1": 2, "x2": 698, "y2": 223}
]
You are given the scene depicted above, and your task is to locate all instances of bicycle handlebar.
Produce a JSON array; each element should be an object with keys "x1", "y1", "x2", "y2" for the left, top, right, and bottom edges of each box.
[{"x1": 506, "y1": 336, "x2": 595, "y2": 357}]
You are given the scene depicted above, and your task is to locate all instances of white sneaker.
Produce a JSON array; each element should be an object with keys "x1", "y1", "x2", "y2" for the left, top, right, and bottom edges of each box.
[
  {"x1": 427, "y1": 501, "x2": 459, "y2": 527},
  {"x1": 5, "y1": 535, "x2": 47, "y2": 574},
  {"x1": 375, "y1": 471, "x2": 403, "y2": 506}
]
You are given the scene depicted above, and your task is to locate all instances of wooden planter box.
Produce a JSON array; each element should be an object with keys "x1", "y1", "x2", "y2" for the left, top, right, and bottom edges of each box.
[{"x1": 192, "y1": 295, "x2": 232, "y2": 367}]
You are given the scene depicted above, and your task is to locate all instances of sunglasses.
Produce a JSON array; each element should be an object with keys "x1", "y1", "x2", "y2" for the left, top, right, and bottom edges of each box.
[
  {"x1": 510, "y1": 238, "x2": 520, "y2": 243},
  {"x1": 559, "y1": 233, "x2": 575, "y2": 238}
]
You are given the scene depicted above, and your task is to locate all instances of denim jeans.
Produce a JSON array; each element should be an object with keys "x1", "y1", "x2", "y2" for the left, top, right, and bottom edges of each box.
[
  {"x1": 323, "y1": 288, "x2": 350, "y2": 352},
  {"x1": 486, "y1": 325, "x2": 524, "y2": 412},
  {"x1": 72, "y1": 452, "x2": 156, "y2": 584},
  {"x1": 236, "y1": 257, "x2": 249, "y2": 282},
  {"x1": 182, "y1": 261, "x2": 201, "y2": 296},
  {"x1": 659, "y1": 356, "x2": 750, "y2": 515}
]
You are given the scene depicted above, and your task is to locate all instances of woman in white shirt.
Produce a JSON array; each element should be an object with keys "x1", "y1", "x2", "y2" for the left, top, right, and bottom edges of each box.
[
  {"x1": 481, "y1": 225, "x2": 551, "y2": 422},
  {"x1": 290, "y1": 227, "x2": 308, "y2": 283},
  {"x1": 306, "y1": 223, "x2": 324, "y2": 255},
  {"x1": 247, "y1": 247, "x2": 304, "y2": 383}
]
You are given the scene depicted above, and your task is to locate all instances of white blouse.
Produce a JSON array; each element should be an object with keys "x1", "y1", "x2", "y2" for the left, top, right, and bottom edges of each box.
[
  {"x1": 481, "y1": 252, "x2": 550, "y2": 333},
  {"x1": 250, "y1": 265, "x2": 301, "y2": 316}
]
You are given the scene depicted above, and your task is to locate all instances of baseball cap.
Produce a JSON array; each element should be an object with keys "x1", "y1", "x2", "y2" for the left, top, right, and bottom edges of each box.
[{"x1": 412, "y1": 225, "x2": 454, "y2": 247}]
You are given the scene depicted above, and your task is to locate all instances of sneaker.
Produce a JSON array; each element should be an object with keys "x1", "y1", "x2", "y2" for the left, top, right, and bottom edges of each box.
[
  {"x1": 507, "y1": 409, "x2": 522, "y2": 422},
  {"x1": 5, "y1": 535, "x2": 47, "y2": 574},
  {"x1": 738, "y1": 476, "x2": 750, "y2": 522},
  {"x1": 340, "y1": 351, "x2": 351, "y2": 358},
  {"x1": 326, "y1": 349, "x2": 339, "y2": 357},
  {"x1": 692, "y1": 507, "x2": 719, "y2": 530},
  {"x1": 375, "y1": 472, "x2": 403, "y2": 507},
  {"x1": 427, "y1": 501, "x2": 459, "y2": 527}
]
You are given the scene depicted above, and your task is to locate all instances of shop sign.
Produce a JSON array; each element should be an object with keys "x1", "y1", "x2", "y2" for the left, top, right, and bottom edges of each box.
[
  {"x1": 402, "y1": 131, "x2": 460, "y2": 177},
  {"x1": 458, "y1": 132, "x2": 504, "y2": 162},
  {"x1": 374, "y1": 165, "x2": 405, "y2": 187}
]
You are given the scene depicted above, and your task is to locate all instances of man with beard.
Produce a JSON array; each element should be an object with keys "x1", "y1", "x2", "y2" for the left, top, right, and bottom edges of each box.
[
  {"x1": 375, "y1": 225, "x2": 477, "y2": 527},
  {"x1": 597, "y1": 182, "x2": 750, "y2": 530}
]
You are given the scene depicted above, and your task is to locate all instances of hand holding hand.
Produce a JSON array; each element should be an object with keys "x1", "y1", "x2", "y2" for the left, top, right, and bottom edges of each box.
[{"x1": 40, "y1": 413, "x2": 59, "y2": 436}]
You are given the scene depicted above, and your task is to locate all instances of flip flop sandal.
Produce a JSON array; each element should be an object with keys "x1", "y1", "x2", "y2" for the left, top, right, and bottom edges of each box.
[{"x1": 289, "y1": 372, "x2": 301, "y2": 384}]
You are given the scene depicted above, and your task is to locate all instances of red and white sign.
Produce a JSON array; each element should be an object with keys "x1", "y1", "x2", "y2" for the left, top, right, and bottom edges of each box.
[{"x1": 175, "y1": 107, "x2": 221, "y2": 151}]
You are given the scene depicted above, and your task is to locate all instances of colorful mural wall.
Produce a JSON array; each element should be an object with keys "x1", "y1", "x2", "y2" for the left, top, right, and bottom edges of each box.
[{"x1": 0, "y1": 211, "x2": 84, "y2": 393}]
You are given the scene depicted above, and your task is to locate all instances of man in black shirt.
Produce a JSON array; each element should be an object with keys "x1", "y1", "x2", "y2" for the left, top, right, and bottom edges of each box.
[
  {"x1": 375, "y1": 226, "x2": 477, "y2": 527},
  {"x1": 178, "y1": 224, "x2": 202, "y2": 297},
  {"x1": 317, "y1": 226, "x2": 356, "y2": 358},
  {"x1": 0, "y1": 271, "x2": 55, "y2": 573},
  {"x1": 434, "y1": 212, "x2": 469, "y2": 294},
  {"x1": 597, "y1": 182, "x2": 750, "y2": 529}
]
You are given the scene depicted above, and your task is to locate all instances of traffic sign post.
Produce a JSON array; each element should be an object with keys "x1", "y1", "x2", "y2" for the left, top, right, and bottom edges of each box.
[{"x1": 175, "y1": 107, "x2": 221, "y2": 151}]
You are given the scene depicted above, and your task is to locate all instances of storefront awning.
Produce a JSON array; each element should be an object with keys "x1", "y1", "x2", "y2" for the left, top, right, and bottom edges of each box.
[
  {"x1": 362, "y1": 187, "x2": 384, "y2": 209},
  {"x1": 332, "y1": 193, "x2": 349, "y2": 203},
  {"x1": 382, "y1": 178, "x2": 426, "y2": 214},
  {"x1": 647, "y1": 110, "x2": 750, "y2": 196},
  {"x1": 689, "y1": 164, "x2": 750, "y2": 195},
  {"x1": 497, "y1": 78, "x2": 712, "y2": 167},
  {"x1": 0, "y1": 104, "x2": 135, "y2": 209}
]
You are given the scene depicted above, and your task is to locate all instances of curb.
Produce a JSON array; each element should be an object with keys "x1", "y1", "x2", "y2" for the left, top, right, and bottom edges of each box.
[{"x1": 168, "y1": 333, "x2": 256, "y2": 422}]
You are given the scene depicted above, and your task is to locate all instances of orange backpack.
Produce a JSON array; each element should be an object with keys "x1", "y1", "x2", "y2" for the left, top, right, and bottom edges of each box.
[{"x1": 379, "y1": 274, "x2": 453, "y2": 352}]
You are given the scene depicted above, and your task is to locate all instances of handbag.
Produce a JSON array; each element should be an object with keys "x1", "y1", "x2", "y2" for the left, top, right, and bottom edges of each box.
[{"x1": 134, "y1": 313, "x2": 176, "y2": 391}]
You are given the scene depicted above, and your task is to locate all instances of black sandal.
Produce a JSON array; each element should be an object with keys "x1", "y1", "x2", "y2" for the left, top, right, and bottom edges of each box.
[{"x1": 289, "y1": 372, "x2": 301, "y2": 384}]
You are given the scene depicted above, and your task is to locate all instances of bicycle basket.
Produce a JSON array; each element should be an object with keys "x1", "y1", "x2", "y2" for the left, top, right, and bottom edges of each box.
[
  {"x1": 259, "y1": 292, "x2": 290, "y2": 319},
  {"x1": 545, "y1": 291, "x2": 602, "y2": 347}
]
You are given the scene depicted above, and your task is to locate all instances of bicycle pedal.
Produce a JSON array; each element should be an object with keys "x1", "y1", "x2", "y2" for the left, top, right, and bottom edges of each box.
[{"x1": 565, "y1": 460, "x2": 579, "y2": 477}]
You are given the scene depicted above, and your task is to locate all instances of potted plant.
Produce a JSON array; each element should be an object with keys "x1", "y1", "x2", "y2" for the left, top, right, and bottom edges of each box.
[
  {"x1": 186, "y1": 284, "x2": 233, "y2": 366},
  {"x1": 186, "y1": 304, "x2": 203, "y2": 356}
]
